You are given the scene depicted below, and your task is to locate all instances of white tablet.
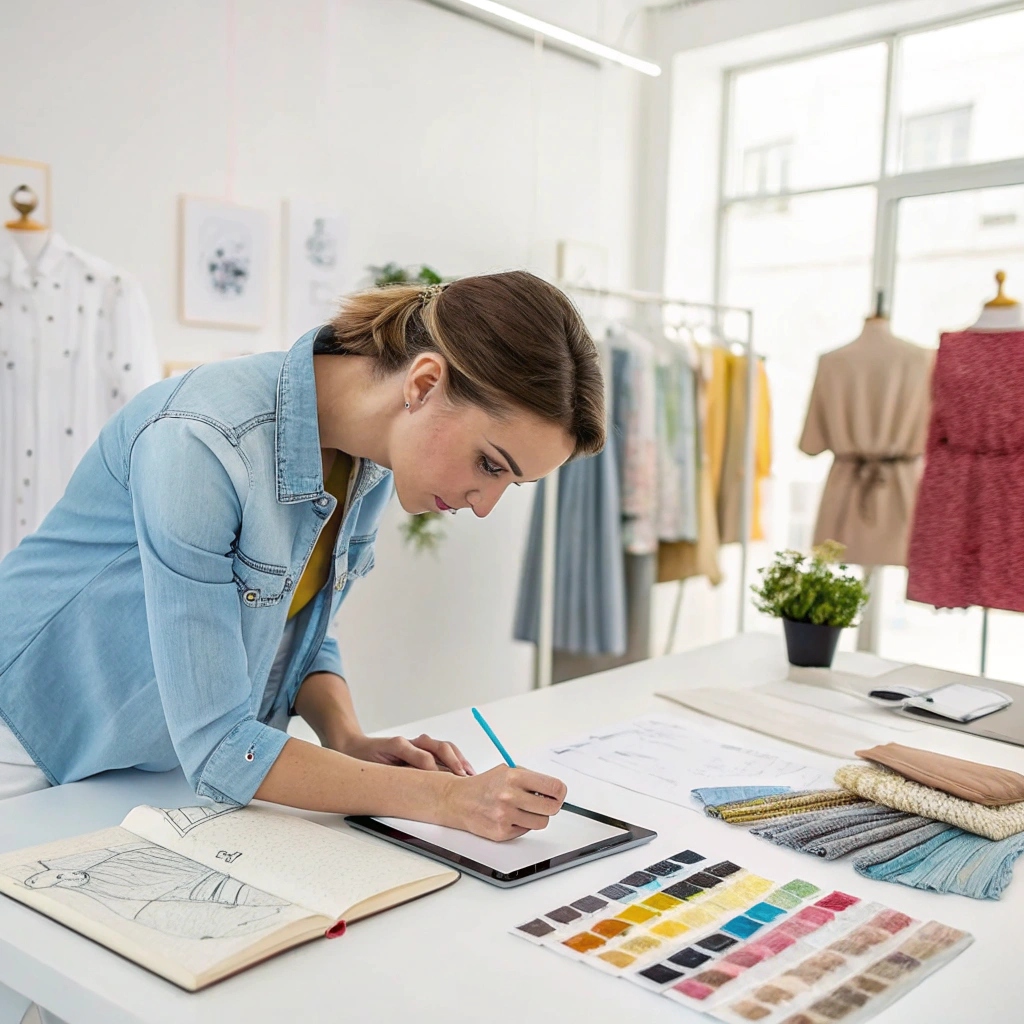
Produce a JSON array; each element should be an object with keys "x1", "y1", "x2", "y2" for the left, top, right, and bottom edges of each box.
[{"x1": 346, "y1": 803, "x2": 656, "y2": 887}]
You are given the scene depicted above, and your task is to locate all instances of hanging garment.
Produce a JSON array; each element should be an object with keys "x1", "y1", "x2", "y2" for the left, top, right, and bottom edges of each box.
[
  {"x1": 907, "y1": 329, "x2": 1024, "y2": 611},
  {"x1": 718, "y1": 353, "x2": 772, "y2": 545},
  {"x1": 654, "y1": 350, "x2": 699, "y2": 543},
  {"x1": 609, "y1": 332, "x2": 658, "y2": 554},
  {"x1": 0, "y1": 233, "x2": 159, "y2": 557},
  {"x1": 657, "y1": 346, "x2": 724, "y2": 585},
  {"x1": 513, "y1": 434, "x2": 627, "y2": 657},
  {"x1": 800, "y1": 320, "x2": 933, "y2": 567}
]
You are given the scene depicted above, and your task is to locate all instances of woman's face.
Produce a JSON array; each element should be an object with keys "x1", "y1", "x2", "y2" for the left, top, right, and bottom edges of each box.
[{"x1": 390, "y1": 367, "x2": 575, "y2": 518}]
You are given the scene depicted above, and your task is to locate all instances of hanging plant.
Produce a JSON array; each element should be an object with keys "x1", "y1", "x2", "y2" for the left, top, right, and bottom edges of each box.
[{"x1": 370, "y1": 262, "x2": 447, "y2": 554}]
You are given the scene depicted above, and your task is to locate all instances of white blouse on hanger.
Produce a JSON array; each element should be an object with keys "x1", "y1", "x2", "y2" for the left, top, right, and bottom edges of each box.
[{"x1": 0, "y1": 233, "x2": 160, "y2": 556}]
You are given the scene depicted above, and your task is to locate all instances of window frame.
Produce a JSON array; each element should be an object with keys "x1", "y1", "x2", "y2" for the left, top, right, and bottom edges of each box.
[{"x1": 714, "y1": 1, "x2": 1024, "y2": 321}]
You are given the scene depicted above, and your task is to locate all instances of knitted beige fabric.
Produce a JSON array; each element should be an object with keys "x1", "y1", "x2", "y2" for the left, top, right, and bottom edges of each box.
[{"x1": 835, "y1": 764, "x2": 1024, "y2": 841}]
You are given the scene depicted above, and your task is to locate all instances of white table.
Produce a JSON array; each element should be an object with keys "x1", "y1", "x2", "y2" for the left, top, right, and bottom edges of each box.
[{"x1": 1, "y1": 633, "x2": 1019, "y2": 1023}]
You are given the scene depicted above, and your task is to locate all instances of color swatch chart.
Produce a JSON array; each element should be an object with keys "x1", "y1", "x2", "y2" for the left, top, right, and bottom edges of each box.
[{"x1": 512, "y1": 848, "x2": 972, "y2": 1022}]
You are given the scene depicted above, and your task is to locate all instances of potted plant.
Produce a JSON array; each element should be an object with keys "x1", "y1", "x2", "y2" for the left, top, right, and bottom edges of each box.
[
  {"x1": 751, "y1": 541, "x2": 870, "y2": 667},
  {"x1": 367, "y1": 262, "x2": 448, "y2": 555}
]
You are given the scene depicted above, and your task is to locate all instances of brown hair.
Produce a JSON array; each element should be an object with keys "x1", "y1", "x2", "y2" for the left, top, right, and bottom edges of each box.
[{"x1": 321, "y1": 271, "x2": 605, "y2": 458}]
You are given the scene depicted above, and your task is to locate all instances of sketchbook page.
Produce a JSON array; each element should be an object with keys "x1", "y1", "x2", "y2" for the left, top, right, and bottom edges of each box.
[
  {"x1": 373, "y1": 807, "x2": 629, "y2": 874},
  {"x1": 0, "y1": 826, "x2": 321, "y2": 991},
  {"x1": 122, "y1": 804, "x2": 457, "y2": 922},
  {"x1": 547, "y1": 714, "x2": 841, "y2": 811}
]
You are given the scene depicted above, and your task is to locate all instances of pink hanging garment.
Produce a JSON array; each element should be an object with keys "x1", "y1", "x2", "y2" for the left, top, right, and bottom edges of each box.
[{"x1": 907, "y1": 330, "x2": 1024, "y2": 611}]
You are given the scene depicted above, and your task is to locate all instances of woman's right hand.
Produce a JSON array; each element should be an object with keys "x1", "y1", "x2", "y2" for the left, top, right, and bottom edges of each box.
[{"x1": 439, "y1": 765, "x2": 568, "y2": 841}]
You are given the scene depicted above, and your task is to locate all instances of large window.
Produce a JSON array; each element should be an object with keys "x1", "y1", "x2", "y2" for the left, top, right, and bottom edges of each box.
[{"x1": 717, "y1": 6, "x2": 1024, "y2": 675}]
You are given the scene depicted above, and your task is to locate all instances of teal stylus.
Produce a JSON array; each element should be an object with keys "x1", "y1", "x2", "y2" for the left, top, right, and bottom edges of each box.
[{"x1": 471, "y1": 707, "x2": 516, "y2": 768}]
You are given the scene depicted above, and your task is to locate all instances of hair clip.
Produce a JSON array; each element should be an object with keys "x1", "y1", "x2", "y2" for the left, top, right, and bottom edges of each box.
[{"x1": 420, "y1": 282, "x2": 446, "y2": 306}]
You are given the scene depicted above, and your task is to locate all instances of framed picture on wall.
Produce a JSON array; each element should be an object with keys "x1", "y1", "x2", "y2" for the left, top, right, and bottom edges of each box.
[
  {"x1": 0, "y1": 156, "x2": 52, "y2": 228},
  {"x1": 179, "y1": 196, "x2": 270, "y2": 330},
  {"x1": 282, "y1": 200, "x2": 349, "y2": 343}
]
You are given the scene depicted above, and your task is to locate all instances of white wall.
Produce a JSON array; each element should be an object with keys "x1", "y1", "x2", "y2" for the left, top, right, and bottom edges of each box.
[{"x1": 1, "y1": 0, "x2": 642, "y2": 731}]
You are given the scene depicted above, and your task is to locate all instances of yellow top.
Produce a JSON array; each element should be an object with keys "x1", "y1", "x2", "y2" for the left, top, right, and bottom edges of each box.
[{"x1": 288, "y1": 451, "x2": 354, "y2": 619}]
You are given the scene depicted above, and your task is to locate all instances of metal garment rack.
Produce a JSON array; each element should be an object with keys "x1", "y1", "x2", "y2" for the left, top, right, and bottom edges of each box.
[{"x1": 533, "y1": 283, "x2": 756, "y2": 688}]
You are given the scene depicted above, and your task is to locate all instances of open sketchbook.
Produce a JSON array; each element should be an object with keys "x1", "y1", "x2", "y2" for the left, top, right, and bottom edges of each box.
[{"x1": 0, "y1": 804, "x2": 459, "y2": 991}]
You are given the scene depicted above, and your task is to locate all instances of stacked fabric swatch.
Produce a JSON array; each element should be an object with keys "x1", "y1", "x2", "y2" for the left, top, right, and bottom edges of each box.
[{"x1": 698, "y1": 745, "x2": 1024, "y2": 901}]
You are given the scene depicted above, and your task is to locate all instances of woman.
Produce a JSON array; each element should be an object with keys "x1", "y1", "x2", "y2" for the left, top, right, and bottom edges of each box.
[{"x1": 0, "y1": 271, "x2": 605, "y2": 842}]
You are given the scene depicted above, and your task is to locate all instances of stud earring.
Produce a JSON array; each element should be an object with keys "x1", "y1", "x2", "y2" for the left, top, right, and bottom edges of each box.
[
  {"x1": 449, "y1": 508, "x2": 457, "y2": 515},
  {"x1": 404, "y1": 401, "x2": 410, "y2": 409}
]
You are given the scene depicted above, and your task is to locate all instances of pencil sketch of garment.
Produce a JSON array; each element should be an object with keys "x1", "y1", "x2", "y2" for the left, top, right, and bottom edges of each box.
[{"x1": 21, "y1": 842, "x2": 286, "y2": 939}]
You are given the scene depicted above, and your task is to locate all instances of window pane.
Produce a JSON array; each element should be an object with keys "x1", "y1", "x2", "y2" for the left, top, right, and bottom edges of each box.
[
  {"x1": 721, "y1": 188, "x2": 877, "y2": 631},
  {"x1": 727, "y1": 44, "x2": 887, "y2": 196},
  {"x1": 891, "y1": 184, "x2": 1024, "y2": 346},
  {"x1": 896, "y1": 9, "x2": 1024, "y2": 171}
]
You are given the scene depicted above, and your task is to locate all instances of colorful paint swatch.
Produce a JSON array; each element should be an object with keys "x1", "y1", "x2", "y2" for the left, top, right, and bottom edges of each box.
[
  {"x1": 869, "y1": 910, "x2": 913, "y2": 935},
  {"x1": 765, "y1": 888, "x2": 801, "y2": 911},
  {"x1": 745, "y1": 902, "x2": 787, "y2": 923},
  {"x1": 674, "y1": 979, "x2": 714, "y2": 1000},
  {"x1": 706, "y1": 860, "x2": 742, "y2": 878},
  {"x1": 781, "y1": 879, "x2": 820, "y2": 899},
  {"x1": 598, "y1": 883, "x2": 636, "y2": 903},
  {"x1": 668, "y1": 947, "x2": 712, "y2": 969},
  {"x1": 662, "y1": 880, "x2": 703, "y2": 901},
  {"x1": 638, "y1": 963, "x2": 684, "y2": 985},
  {"x1": 650, "y1": 919, "x2": 690, "y2": 939},
  {"x1": 816, "y1": 890, "x2": 861, "y2": 912},
  {"x1": 794, "y1": 905, "x2": 835, "y2": 928},
  {"x1": 617, "y1": 904, "x2": 659, "y2": 924},
  {"x1": 620, "y1": 935, "x2": 662, "y2": 955},
  {"x1": 696, "y1": 932, "x2": 738, "y2": 953},
  {"x1": 517, "y1": 919, "x2": 555, "y2": 938},
  {"x1": 645, "y1": 859, "x2": 683, "y2": 876},
  {"x1": 570, "y1": 895, "x2": 609, "y2": 914},
  {"x1": 620, "y1": 870, "x2": 657, "y2": 887},
  {"x1": 598, "y1": 950, "x2": 636, "y2": 969},
  {"x1": 641, "y1": 892, "x2": 682, "y2": 912},
  {"x1": 545, "y1": 906, "x2": 582, "y2": 925},
  {"x1": 724, "y1": 946, "x2": 768, "y2": 969},
  {"x1": 722, "y1": 916, "x2": 763, "y2": 940},
  {"x1": 706, "y1": 886, "x2": 751, "y2": 911},
  {"x1": 563, "y1": 932, "x2": 606, "y2": 953},
  {"x1": 756, "y1": 929, "x2": 797, "y2": 954},
  {"x1": 668, "y1": 850, "x2": 705, "y2": 864},
  {"x1": 675, "y1": 905, "x2": 719, "y2": 928},
  {"x1": 685, "y1": 871, "x2": 724, "y2": 888},
  {"x1": 732, "y1": 875, "x2": 774, "y2": 898},
  {"x1": 591, "y1": 918, "x2": 631, "y2": 939}
]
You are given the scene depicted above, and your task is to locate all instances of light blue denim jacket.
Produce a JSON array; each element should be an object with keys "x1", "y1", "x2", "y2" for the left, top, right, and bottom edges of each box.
[{"x1": 0, "y1": 326, "x2": 393, "y2": 805}]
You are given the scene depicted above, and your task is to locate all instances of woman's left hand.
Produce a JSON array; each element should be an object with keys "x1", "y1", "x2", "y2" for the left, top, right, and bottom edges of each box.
[{"x1": 338, "y1": 733, "x2": 476, "y2": 777}]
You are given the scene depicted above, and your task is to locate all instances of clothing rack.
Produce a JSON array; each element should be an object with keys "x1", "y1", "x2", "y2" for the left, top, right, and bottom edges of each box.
[{"x1": 534, "y1": 283, "x2": 756, "y2": 688}]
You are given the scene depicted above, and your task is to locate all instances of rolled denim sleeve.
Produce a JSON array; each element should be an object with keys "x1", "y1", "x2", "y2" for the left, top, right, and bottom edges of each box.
[
  {"x1": 286, "y1": 633, "x2": 345, "y2": 716},
  {"x1": 128, "y1": 417, "x2": 289, "y2": 805}
]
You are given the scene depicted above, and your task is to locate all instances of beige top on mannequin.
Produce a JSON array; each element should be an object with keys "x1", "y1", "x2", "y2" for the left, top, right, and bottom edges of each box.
[{"x1": 800, "y1": 316, "x2": 934, "y2": 567}]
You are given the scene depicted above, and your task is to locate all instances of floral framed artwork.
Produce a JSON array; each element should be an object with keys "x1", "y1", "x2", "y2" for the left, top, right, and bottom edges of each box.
[
  {"x1": 178, "y1": 196, "x2": 270, "y2": 330},
  {"x1": 282, "y1": 200, "x2": 349, "y2": 342}
]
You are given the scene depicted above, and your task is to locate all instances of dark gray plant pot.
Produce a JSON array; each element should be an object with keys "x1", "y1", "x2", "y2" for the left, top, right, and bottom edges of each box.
[{"x1": 783, "y1": 618, "x2": 842, "y2": 668}]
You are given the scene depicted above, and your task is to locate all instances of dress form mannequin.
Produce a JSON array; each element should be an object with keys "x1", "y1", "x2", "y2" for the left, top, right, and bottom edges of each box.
[
  {"x1": 4, "y1": 184, "x2": 51, "y2": 268},
  {"x1": 971, "y1": 271, "x2": 1024, "y2": 331}
]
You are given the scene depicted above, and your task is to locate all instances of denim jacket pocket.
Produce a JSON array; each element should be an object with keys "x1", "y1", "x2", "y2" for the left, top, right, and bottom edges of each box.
[{"x1": 232, "y1": 548, "x2": 290, "y2": 608}]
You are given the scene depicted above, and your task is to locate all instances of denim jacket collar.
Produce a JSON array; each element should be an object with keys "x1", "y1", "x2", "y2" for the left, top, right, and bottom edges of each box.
[{"x1": 275, "y1": 326, "x2": 389, "y2": 504}]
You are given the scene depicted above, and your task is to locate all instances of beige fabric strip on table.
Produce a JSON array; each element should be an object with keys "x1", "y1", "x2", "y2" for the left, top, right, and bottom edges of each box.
[{"x1": 657, "y1": 687, "x2": 888, "y2": 759}]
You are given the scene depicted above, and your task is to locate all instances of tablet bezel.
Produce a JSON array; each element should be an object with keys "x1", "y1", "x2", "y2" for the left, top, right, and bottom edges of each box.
[{"x1": 345, "y1": 803, "x2": 657, "y2": 887}]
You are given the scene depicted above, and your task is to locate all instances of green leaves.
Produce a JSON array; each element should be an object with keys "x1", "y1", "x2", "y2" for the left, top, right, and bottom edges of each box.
[
  {"x1": 367, "y1": 262, "x2": 447, "y2": 554},
  {"x1": 751, "y1": 542, "x2": 869, "y2": 628}
]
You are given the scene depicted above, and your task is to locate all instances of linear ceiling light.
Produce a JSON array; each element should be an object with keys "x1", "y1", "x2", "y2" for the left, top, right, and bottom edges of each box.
[{"x1": 434, "y1": 0, "x2": 662, "y2": 76}]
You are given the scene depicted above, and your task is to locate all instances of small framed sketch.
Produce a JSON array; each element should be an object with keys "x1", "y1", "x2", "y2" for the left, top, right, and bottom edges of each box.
[
  {"x1": 0, "y1": 155, "x2": 52, "y2": 228},
  {"x1": 283, "y1": 200, "x2": 349, "y2": 342},
  {"x1": 179, "y1": 196, "x2": 270, "y2": 330}
]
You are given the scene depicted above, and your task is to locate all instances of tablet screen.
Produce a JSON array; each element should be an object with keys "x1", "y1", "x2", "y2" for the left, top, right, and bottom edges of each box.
[{"x1": 373, "y1": 806, "x2": 631, "y2": 874}]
